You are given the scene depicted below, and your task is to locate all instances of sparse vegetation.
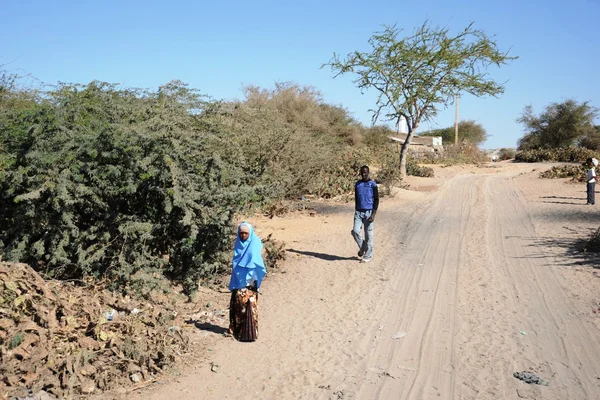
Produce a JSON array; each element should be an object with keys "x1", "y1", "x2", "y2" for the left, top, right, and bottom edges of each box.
[
  {"x1": 515, "y1": 147, "x2": 599, "y2": 163},
  {"x1": 420, "y1": 143, "x2": 490, "y2": 165},
  {"x1": 263, "y1": 234, "x2": 287, "y2": 270},
  {"x1": 406, "y1": 160, "x2": 435, "y2": 177},
  {"x1": 0, "y1": 72, "x2": 439, "y2": 297},
  {"x1": 539, "y1": 164, "x2": 586, "y2": 181}
]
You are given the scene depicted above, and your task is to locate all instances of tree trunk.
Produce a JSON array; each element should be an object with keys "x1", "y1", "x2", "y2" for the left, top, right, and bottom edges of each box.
[{"x1": 399, "y1": 130, "x2": 415, "y2": 178}]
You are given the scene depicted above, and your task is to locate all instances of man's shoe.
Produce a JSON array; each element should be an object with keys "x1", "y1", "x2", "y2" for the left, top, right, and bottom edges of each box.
[
  {"x1": 360, "y1": 258, "x2": 371, "y2": 263},
  {"x1": 358, "y1": 250, "x2": 365, "y2": 257}
]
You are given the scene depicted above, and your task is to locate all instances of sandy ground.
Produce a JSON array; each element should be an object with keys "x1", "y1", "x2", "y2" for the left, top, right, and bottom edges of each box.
[{"x1": 124, "y1": 161, "x2": 600, "y2": 400}]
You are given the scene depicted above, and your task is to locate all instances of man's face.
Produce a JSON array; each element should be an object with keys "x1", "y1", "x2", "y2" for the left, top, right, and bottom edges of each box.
[{"x1": 360, "y1": 168, "x2": 370, "y2": 181}]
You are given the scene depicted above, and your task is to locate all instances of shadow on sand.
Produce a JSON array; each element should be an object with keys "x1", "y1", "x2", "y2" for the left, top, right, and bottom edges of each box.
[
  {"x1": 507, "y1": 229, "x2": 600, "y2": 271},
  {"x1": 287, "y1": 248, "x2": 358, "y2": 261},
  {"x1": 186, "y1": 320, "x2": 229, "y2": 335},
  {"x1": 540, "y1": 201, "x2": 584, "y2": 205}
]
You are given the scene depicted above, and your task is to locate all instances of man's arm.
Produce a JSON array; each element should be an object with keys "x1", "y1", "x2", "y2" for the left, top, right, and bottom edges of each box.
[
  {"x1": 372, "y1": 184, "x2": 379, "y2": 212},
  {"x1": 369, "y1": 182, "x2": 379, "y2": 221}
]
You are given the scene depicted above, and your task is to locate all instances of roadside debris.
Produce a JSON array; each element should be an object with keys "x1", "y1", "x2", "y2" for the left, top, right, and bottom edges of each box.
[
  {"x1": 392, "y1": 331, "x2": 406, "y2": 339},
  {"x1": 513, "y1": 371, "x2": 550, "y2": 386},
  {"x1": 0, "y1": 262, "x2": 191, "y2": 399}
]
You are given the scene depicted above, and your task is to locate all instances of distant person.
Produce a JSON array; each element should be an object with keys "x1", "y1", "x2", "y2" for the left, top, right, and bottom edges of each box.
[
  {"x1": 352, "y1": 165, "x2": 379, "y2": 263},
  {"x1": 228, "y1": 222, "x2": 266, "y2": 341},
  {"x1": 585, "y1": 158, "x2": 598, "y2": 205}
]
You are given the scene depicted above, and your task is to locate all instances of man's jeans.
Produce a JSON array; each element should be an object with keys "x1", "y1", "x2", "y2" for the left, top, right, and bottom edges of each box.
[{"x1": 352, "y1": 210, "x2": 374, "y2": 260}]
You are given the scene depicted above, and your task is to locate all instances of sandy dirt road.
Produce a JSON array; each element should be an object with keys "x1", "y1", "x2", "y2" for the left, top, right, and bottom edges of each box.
[{"x1": 131, "y1": 163, "x2": 600, "y2": 400}]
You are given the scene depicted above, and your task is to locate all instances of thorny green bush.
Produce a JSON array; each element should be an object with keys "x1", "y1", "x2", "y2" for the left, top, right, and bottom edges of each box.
[
  {"x1": 200, "y1": 99, "x2": 348, "y2": 201},
  {"x1": 515, "y1": 147, "x2": 599, "y2": 163},
  {"x1": 0, "y1": 81, "x2": 258, "y2": 295},
  {"x1": 0, "y1": 78, "x2": 377, "y2": 295},
  {"x1": 1, "y1": 74, "x2": 445, "y2": 295}
]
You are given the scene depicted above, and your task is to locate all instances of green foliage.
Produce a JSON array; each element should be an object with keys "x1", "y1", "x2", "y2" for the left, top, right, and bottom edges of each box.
[
  {"x1": 309, "y1": 147, "x2": 372, "y2": 198},
  {"x1": 0, "y1": 76, "x2": 376, "y2": 295},
  {"x1": 578, "y1": 126, "x2": 600, "y2": 150},
  {"x1": 539, "y1": 165, "x2": 586, "y2": 180},
  {"x1": 515, "y1": 147, "x2": 599, "y2": 163},
  {"x1": 8, "y1": 332, "x2": 24, "y2": 349},
  {"x1": 324, "y1": 20, "x2": 516, "y2": 177},
  {"x1": 498, "y1": 148, "x2": 516, "y2": 160},
  {"x1": 0, "y1": 80, "x2": 258, "y2": 295},
  {"x1": 419, "y1": 120, "x2": 488, "y2": 146},
  {"x1": 517, "y1": 100, "x2": 599, "y2": 150},
  {"x1": 201, "y1": 84, "x2": 363, "y2": 201}
]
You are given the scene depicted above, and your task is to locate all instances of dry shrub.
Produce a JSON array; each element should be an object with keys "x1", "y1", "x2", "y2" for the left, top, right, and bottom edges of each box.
[
  {"x1": 539, "y1": 164, "x2": 586, "y2": 181},
  {"x1": 262, "y1": 234, "x2": 287, "y2": 270},
  {"x1": 368, "y1": 145, "x2": 434, "y2": 196},
  {"x1": 364, "y1": 125, "x2": 394, "y2": 149},
  {"x1": 0, "y1": 263, "x2": 190, "y2": 399},
  {"x1": 407, "y1": 160, "x2": 435, "y2": 177},
  {"x1": 420, "y1": 143, "x2": 489, "y2": 165},
  {"x1": 243, "y1": 82, "x2": 362, "y2": 145},
  {"x1": 515, "y1": 147, "x2": 599, "y2": 163}
]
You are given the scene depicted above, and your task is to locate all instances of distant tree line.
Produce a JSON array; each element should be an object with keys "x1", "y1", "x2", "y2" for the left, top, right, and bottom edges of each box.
[{"x1": 418, "y1": 120, "x2": 488, "y2": 146}]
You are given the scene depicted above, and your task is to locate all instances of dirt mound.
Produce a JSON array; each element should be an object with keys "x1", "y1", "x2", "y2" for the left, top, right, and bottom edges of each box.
[{"x1": 0, "y1": 263, "x2": 191, "y2": 399}]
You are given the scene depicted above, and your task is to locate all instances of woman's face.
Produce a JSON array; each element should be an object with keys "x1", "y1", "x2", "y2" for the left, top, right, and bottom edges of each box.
[{"x1": 239, "y1": 226, "x2": 250, "y2": 242}]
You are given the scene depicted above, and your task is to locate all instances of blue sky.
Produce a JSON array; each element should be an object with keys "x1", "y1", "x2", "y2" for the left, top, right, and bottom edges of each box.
[{"x1": 2, "y1": 0, "x2": 599, "y2": 148}]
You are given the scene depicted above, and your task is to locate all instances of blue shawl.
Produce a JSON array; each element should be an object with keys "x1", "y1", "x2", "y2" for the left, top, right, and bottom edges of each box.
[{"x1": 229, "y1": 222, "x2": 267, "y2": 291}]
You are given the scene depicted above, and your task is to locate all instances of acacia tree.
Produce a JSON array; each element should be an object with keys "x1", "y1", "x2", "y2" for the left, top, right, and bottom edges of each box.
[
  {"x1": 517, "y1": 100, "x2": 599, "y2": 150},
  {"x1": 324, "y1": 21, "x2": 516, "y2": 177}
]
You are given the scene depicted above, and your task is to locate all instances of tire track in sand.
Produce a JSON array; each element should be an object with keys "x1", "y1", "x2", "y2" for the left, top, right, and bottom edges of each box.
[
  {"x1": 356, "y1": 170, "x2": 600, "y2": 400},
  {"x1": 353, "y1": 174, "x2": 478, "y2": 399},
  {"x1": 129, "y1": 167, "x2": 600, "y2": 400}
]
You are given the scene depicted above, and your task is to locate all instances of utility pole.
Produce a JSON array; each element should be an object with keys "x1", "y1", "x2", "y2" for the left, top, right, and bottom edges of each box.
[{"x1": 454, "y1": 94, "x2": 459, "y2": 146}]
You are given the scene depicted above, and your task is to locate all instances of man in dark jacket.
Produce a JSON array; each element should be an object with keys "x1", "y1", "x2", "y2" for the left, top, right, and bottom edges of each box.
[{"x1": 352, "y1": 165, "x2": 379, "y2": 263}]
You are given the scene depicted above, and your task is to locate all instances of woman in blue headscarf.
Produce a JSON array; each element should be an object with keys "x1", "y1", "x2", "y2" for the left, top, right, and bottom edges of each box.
[{"x1": 228, "y1": 222, "x2": 267, "y2": 342}]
